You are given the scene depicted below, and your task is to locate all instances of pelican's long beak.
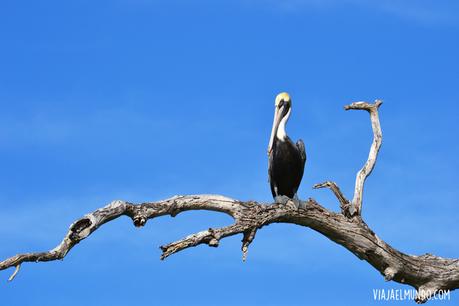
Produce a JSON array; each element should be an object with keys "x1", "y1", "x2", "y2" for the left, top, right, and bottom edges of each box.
[{"x1": 268, "y1": 105, "x2": 283, "y2": 155}]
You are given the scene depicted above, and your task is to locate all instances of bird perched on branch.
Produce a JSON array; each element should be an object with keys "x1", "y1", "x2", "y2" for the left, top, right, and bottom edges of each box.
[{"x1": 267, "y1": 92, "x2": 306, "y2": 208}]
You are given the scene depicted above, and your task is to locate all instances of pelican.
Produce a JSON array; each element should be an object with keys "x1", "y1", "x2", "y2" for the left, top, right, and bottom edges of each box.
[{"x1": 268, "y1": 92, "x2": 306, "y2": 207}]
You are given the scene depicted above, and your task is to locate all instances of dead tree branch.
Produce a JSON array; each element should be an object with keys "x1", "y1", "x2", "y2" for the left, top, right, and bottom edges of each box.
[
  {"x1": 313, "y1": 181, "x2": 351, "y2": 216},
  {"x1": 344, "y1": 99, "x2": 383, "y2": 216},
  {"x1": 1, "y1": 100, "x2": 457, "y2": 304}
]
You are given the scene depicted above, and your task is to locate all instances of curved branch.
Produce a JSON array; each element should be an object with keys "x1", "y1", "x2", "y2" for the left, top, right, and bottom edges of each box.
[
  {"x1": 1, "y1": 195, "x2": 457, "y2": 303},
  {"x1": 344, "y1": 100, "x2": 383, "y2": 216},
  {"x1": 313, "y1": 181, "x2": 351, "y2": 217},
  {"x1": 0, "y1": 195, "x2": 242, "y2": 273}
]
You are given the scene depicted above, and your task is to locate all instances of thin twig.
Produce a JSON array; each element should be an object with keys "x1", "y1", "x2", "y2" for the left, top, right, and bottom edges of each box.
[
  {"x1": 8, "y1": 264, "x2": 20, "y2": 282},
  {"x1": 313, "y1": 181, "x2": 351, "y2": 217}
]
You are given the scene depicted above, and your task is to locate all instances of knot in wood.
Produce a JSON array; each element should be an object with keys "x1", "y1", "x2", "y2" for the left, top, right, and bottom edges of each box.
[
  {"x1": 133, "y1": 215, "x2": 147, "y2": 227},
  {"x1": 69, "y1": 218, "x2": 92, "y2": 241}
]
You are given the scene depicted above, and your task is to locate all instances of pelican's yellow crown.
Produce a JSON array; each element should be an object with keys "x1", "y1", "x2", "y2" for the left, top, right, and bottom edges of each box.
[{"x1": 275, "y1": 92, "x2": 291, "y2": 106}]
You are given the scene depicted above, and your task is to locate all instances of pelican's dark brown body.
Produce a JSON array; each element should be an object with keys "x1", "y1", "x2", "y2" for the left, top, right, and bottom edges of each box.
[{"x1": 269, "y1": 137, "x2": 306, "y2": 198}]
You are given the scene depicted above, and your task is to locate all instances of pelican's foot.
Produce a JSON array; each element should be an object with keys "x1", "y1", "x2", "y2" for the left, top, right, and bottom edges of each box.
[
  {"x1": 295, "y1": 199, "x2": 308, "y2": 209},
  {"x1": 274, "y1": 195, "x2": 291, "y2": 205},
  {"x1": 292, "y1": 194, "x2": 307, "y2": 209}
]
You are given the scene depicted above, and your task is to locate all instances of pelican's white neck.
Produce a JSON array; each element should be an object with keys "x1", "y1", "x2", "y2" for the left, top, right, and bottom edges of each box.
[{"x1": 276, "y1": 108, "x2": 291, "y2": 141}]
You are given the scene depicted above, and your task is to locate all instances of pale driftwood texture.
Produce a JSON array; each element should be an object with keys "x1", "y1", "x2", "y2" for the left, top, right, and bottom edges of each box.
[
  {"x1": 1, "y1": 101, "x2": 457, "y2": 304},
  {"x1": 344, "y1": 100, "x2": 383, "y2": 216}
]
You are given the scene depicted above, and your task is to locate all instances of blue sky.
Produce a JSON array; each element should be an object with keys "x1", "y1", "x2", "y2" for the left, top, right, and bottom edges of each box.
[{"x1": 1, "y1": 1, "x2": 458, "y2": 305}]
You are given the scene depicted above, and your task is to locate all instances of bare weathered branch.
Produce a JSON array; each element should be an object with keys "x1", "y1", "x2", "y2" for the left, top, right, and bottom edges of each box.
[
  {"x1": 8, "y1": 264, "x2": 20, "y2": 282},
  {"x1": 1, "y1": 195, "x2": 458, "y2": 303},
  {"x1": 241, "y1": 227, "x2": 258, "y2": 261},
  {"x1": 344, "y1": 100, "x2": 383, "y2": 216},
  {"x1": 160, "y1": 224, "x2": 241, "y2": 260},
  {"x1": 0, "y1": 195, "x2": 242, "y2": 272},
  {"x1": 313, "y1": 181, "x2": 351, "y2": 217}
]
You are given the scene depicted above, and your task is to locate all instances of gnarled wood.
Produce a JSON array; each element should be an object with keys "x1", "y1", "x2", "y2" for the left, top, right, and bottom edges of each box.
[
  {"x1": 1, "y1": 195, "x2": 457, "y2": 303},
  {"x1": 313, "y1": 181, "x2": 351, "y2": 216},
  {"x1": 344, "y1": 100, "x2": 383, "y2": 216}
]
